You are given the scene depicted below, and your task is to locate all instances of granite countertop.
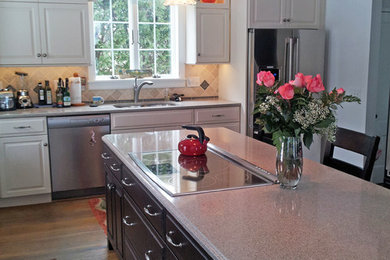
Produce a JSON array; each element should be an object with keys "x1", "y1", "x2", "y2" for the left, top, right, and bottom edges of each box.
[
  {"x1": 102, "y1": 128, "x2": 390, "y2": 260},
  {"x1": 0, "y1": 99, "x2": 240, "y2": 119}
]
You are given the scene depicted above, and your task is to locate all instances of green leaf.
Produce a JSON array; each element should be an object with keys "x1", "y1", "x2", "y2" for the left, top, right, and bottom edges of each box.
[
  {"x1": 303, "y1": 133, "x2": 313, "y2": 149},
  {"x1": 315, "y1": 118, "x2": 334, "y2": 128},
  {"x1": 272, "y1": 130, "x2": 283, "y2": 152}
]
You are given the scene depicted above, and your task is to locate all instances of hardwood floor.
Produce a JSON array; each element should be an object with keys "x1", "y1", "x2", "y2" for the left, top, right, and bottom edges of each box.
[{"x1": 0, "y1": 198, "x2": 118, "y2": 260}]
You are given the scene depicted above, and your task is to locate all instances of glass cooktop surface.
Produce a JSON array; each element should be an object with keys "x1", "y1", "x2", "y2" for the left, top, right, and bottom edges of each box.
[{"x1": 129, "y1": 148, "x2": 273, "y2": 196}]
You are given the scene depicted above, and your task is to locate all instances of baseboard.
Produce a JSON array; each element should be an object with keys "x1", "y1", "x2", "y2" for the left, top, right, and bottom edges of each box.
[{"x1": 0, "y1": 193, "x2": 52, "y2": 208}]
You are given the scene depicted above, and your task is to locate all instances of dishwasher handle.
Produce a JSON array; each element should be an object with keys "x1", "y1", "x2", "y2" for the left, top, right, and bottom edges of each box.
[{"x1": 48, "y1": 115, "x2": 110, "y2": 129}]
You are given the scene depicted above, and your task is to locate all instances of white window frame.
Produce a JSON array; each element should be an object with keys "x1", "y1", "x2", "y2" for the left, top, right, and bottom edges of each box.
[{"x1": 88, "y1": 2, "x2": 186, "y2": 90}]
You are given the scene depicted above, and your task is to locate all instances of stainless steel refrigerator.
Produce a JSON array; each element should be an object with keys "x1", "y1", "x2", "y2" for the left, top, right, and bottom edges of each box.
[{"x1": 247, "y1": 28, "x2": 325, "y2": 162}]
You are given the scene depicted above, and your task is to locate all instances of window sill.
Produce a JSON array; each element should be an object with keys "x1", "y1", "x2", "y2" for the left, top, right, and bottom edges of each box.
[{"x1": 88, "y1": 78, "x2": 187, "y2": 90}]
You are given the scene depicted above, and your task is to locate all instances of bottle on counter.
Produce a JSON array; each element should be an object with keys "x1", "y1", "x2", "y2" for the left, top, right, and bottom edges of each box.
[
  {"x1": 63, "y1": 78, "x2": 71, "y2": 107},
  {"x1": 56, "y1": 78, "x2": 63, "y2": 108},
  {"x1": 45, "y1": 80, "x2": 52, "y2": 105},
  {"x1": 38, "y1": 82, "x2": 45, "y2": 105}
]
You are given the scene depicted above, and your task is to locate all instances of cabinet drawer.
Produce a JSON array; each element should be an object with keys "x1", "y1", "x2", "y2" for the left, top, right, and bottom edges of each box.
[
  {"x1": 194, "y1": 107, "x2": 239, "y2": 124},
  {"x1": 0, "y1": 117, "x2": 46, "y2": 137},
  {"x1": 166, "y1": 214, "x2": 209, "y2": 260},
  {"x1": 123, "y1": 194, "x2": 164, "y2": 260},
  {"x1": 111, "y1": 110, "x2": 193, "y2": 130},
  {"x1": 102, "y1": 145, "x2": 122, "y2": 179},
  {"x1": 122, "y1": 167, "x2": 164, "y2": 236}
]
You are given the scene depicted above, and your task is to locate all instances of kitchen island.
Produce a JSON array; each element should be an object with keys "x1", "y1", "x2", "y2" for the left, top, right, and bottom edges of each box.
[{"x1": 102, "y1": 128, "x2": 390, "y2": 260}]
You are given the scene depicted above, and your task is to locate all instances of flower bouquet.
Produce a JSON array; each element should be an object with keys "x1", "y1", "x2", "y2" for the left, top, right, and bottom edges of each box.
[{"x1": 254, "y1": 71, "x2": 360, "y2": 188}]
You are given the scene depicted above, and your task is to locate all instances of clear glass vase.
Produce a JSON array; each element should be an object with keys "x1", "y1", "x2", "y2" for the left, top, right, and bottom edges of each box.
[{"x1": 276, "y1": 136, "x2": 303, "y2": 189}]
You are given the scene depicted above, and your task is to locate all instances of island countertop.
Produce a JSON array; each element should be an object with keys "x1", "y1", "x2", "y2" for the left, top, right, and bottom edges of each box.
[{"x1": 102, "y1": 128, "x2": 390, "y2": 260}]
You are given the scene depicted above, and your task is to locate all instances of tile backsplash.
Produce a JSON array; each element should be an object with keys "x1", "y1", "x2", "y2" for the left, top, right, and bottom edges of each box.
[{"x1": 0, "y1": 65, "x2": 218, "y2": 104}]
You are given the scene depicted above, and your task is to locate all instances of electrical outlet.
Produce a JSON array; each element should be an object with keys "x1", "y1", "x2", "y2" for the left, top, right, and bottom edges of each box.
[{"x1": 187, "y1": 77, "x2": 200, "y2": 87}]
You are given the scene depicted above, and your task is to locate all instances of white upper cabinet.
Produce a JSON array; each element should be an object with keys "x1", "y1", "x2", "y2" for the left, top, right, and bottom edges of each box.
[
  {"x1": 0, "y1": 2, "x2": 42, "y2": 65},
  {"x1": 39, "y1": 3, "x2": 89, "y2": 64},
  {"x1": 0, "y1": 0, "x2": 90, "y2": 66},
  {"x1": 248, "y1": 0, "x2": 321, "y2": 29},
  {"x1": 186, "y1": 6, "x2": 230, "y2": 64}
]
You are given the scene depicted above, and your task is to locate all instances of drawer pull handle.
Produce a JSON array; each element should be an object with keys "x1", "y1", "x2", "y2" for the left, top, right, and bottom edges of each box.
[
  {"x1": 143, "y1": 204, "x2": 161, "y2": 217},
  {"x1": 106, "y1": 183, "x2": 116, "y2": 191},
  {"x1": 14, "y1": 126, "x2": 31, "y2": 129},
  {"x1": 101, "y1": 153, "x2": 110, "y2": 160},
  {"x1": 122, "y1": 216, "x2": 136, "y2": 227},
  {"x1": 121, "y1": 178, "x2": 135, "y2": 187},
  {"x1": 166, "y1": 231, "x2": 184, "y2": 248},
  {"x1": 144, "y1": 250, "x2": 153, "y2": 260},
  {"x1": 110, "y1": 164, "x2": 120, "y2": 172},
  {"x1": 211, "y1": 114, "x2": 224, "y2": 118}
]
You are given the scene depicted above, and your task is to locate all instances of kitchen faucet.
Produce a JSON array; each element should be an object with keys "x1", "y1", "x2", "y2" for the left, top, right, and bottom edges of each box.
[{"x1": 133, "y1": 77, "x2": 153, "y2": 103}]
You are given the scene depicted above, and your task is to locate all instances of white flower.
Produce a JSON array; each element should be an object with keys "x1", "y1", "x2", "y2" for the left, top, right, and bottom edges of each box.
[{"x1": 293, "y1": 100, "x2": 330, "y2": 129}]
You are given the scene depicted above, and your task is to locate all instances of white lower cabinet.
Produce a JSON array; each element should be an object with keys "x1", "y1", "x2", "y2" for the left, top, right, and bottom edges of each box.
[
  {"x1": 0, "y1": 135, "x2": 51, "y2": 198},
  {"x1": 111, "y1": 106, "x2": 241, "y2": 133}
]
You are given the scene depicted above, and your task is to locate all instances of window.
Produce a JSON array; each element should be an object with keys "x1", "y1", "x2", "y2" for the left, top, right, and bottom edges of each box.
[{"x1": 92, "y1": 0, "x2": 177, "y2": 79}]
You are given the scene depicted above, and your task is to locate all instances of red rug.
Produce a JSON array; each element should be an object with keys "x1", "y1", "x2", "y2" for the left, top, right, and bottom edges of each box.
[{"x1": 88, "y1": 197, "x2": 107, "y2": 235}]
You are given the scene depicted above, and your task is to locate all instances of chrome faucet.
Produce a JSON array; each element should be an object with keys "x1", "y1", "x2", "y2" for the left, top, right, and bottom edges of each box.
[{"x1": 133, "y1": 77, "x2": 153, "y2": 103}]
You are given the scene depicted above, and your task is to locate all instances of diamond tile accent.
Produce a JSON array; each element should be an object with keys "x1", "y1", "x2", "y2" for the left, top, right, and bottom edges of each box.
[{"x1": 200, "y1": 80, "x2": 209, "y2": 90}]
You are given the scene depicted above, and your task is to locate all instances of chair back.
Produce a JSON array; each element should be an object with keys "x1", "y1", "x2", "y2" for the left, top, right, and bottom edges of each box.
[{"x1": 323, "y1": 127, "x2": 380, "y2": 181}]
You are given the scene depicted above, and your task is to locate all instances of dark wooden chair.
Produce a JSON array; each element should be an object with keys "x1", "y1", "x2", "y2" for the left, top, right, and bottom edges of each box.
[{"x1": 323, "y1": 127, "x2": 380, "y2": 181}]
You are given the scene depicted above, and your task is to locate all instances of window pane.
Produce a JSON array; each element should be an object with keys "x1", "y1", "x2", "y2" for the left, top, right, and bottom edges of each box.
[
  {"x1": 94, "y1": 0, "x2": 110, "y2": 21},
  {"x1": 156, "y1": 51, "x2": 171, "y2": 74},
  {"x1": 155, "y1": 0, "x2": 170, "y2": 23},
  {"x1": 95, "y1": 23, "x2": 111, "y2": 49},
  {"x1": 138, "y1": 0, "x2": 153, "y2": 23},
  {"x1": 139, "y1": 24, "x2": 154, "y2": 49},
  {"x1": 113, "y1": 24, "x2": 129, "y2": 48},
  {"x1": 140, "y1": 51, "x2": 155, "y2": 72},
  {"x1": 156, "y1": 24, "x2": 170, "y2": 49},
  {"x1": 95, "y1": 51, "x2": 112, "y2": 76},
  {"x1": 112, "y1": 0, "x2": 128, "y2": 21},
  {"x1": 114, "y1": 51, "x2": 130, "y2": 74}
]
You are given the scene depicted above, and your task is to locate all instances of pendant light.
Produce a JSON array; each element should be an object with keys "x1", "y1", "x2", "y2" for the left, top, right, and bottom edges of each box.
[{"x1": 163, "y1": 0, "x2": 197, "y2": 6}]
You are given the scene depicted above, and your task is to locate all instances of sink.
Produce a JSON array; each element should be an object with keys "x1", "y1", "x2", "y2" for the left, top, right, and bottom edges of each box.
[{"x1": 113, "y1": 102, "x2": 178, "y2": 108}]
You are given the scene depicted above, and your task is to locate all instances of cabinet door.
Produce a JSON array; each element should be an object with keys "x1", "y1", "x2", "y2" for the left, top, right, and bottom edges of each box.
[
  {"x1": 0, "y1": 135, "x2": 51, "y2": 198},
  {"x1": 0, "y1": 2, "x2": 41, "y2": 65},
  {"x1": 39, "y1": 3, "x2": 90, "y2": 64},
  {"x1": 287, "y1": 0, "x2": 320, "y2": 29},
  {"x1": 248, "y1": 0, "x2": 286, "y2": 28},
  {"x1": 196, "y1": 8, "x2": 229, "y2": 63},
  {"x1": 105, "y1": 172, "x2": 115, "y2": 247}
]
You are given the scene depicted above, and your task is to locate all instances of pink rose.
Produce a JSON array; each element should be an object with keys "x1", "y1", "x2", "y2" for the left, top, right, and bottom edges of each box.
[
  {"x1": 336, "y1": 88, "x2": 345, "y2": 95},
  {"x1": 256, "y1": 71, "x2": 275, "y2": 87},
  {"x1": 278, "y1": 83, "x2": 294, "y2": 100},
  {"x1": 306, "y1": 74, "x2": 325, "y2": 93},
  {"x1": 292, "y1": 73, "x2": 305, "y2": 87},
  {"x1": 256, "y1": 71, "x2": 266, "y2": 86}
]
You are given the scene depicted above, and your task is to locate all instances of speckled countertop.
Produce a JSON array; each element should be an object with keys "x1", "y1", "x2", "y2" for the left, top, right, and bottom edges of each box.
[
  {"x1": 103, "y1": 128, "x2": 390, "y2": 260},
  {"x1": 0, "y1": 99, "x2": 239, "y2": 119}
]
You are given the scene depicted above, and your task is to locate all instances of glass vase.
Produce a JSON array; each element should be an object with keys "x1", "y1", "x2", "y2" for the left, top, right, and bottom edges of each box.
[{"x1": 276, "y1": 136, "x2": 303, "y2": 189}]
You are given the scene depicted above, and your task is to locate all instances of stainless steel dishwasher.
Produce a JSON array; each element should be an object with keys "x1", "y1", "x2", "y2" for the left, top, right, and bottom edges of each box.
[{"x1": 48, "y1": 114, "x2": 110, "y2": 200}]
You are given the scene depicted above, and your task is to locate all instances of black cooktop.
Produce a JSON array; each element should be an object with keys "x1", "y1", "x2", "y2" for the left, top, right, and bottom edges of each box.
[{"x1": 129, "y1": 148, "x2": 273, "y2": 196}]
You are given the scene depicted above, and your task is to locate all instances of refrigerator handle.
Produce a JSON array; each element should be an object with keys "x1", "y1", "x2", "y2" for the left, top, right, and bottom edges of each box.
[
  {"x1": 288, "y1": 37, "x2": 294, "y2": 82},
  {"x1": 247, "y1": 29, "x2": 255, "y2": 136},
  {"x1": 284, "y1": 38, "x2": 290, "y2": 83},
  {"x1": 294, "y1": 38, "x2": 300, "y2": 77}
]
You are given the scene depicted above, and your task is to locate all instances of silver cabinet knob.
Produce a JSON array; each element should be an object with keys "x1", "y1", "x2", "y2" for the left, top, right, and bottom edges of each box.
[
  {"x1": 43, "y1": 143, "x2": 48, "y2": 147},
  {"x1": 37, "y1": 53, "x2": 41, "y2": 57},
  {"x1": 42, "y1": 53, "x2": 47, "y2": 57}
]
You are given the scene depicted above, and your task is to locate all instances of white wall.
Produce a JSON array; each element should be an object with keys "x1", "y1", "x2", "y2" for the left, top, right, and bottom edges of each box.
[
  {"x1": 325, "y1": 0, "x2": 385, "y2": 182},
  {"x1": 325, "y1": 0, "x2": 373, "y2": 132},
  {"x1": 218, "y1": 0, "x2": 248, "y2": 134}
]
